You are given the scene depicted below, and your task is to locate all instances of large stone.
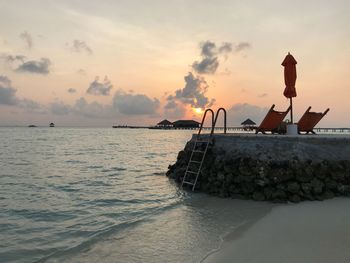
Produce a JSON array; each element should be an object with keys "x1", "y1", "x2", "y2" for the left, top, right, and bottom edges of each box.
[
  {"x1": 252, "y1": 191, "x2": 265, "y2": 201},
  {"x1": 301, "y1": 183, "x2": 312, "y2": 194},
  {"x1": 310, "y1": 178, "x2": 324, "y2": 194},
  {"x1": 271, "y1": 189, "x2": 287, "y2": 201},
  {"x1": 287, "y1": 182, "x2": 300, "y2": 194},
  {"x1": 289, "y1": 194, "x2": 301, "y2": 203}
]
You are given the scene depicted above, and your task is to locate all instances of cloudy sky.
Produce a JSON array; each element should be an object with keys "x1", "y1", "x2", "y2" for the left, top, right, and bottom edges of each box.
[{"x1": 0, "y1": 0, "x2": 349, "y2": 127}]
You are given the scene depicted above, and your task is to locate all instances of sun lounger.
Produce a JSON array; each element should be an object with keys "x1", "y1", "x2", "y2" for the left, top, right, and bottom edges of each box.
[
  {"x1": 298, "y1": 107, "x2": 330, "y2": 134},
  {"x1": 255, "y1": 104, "x2": 291, "y2": 134}
]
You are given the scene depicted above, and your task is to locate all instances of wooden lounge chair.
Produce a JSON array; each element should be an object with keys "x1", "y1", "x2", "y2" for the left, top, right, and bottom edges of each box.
[
  {"x1": 298, "y1": 107, "x2": 330, "y2": 134},
  {"x1": 255, "y1": 104, "x2": 291, "y2": 134}
]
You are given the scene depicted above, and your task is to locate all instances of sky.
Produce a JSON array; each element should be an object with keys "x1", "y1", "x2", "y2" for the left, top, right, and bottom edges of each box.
[{"x1": 0, "y1": 0, "x2": 349, "y2": 127}]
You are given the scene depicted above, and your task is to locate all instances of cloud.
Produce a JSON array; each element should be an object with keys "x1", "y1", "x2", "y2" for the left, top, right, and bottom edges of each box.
[
  {"x1": 50, "y1": 97, "x2": 114, "y2": 118},
  {"x1": 50, "y1": 100, "x2": 72, "y2": 115},
  {"x1": 163, "y1": 96, "x2": 187, "y2": 119},
  {"x1": 19, "y1": 31, "x2": 33, "y2": 49},
  {"x1": 50, "y1": 88, "x2": 161, "y2": 119},
  {"x1": 18, "y1": 98, "x2": 42, "y2": 111},
  {"x1": 174, "y1": 72, "x2": 215, "y2": 108},
  {"x1": 0, "y1": 76, "x2": 18, "y2": 105},
  {"x1": 0, "y1": 54, "x2": 26, "y2": 64},
  {"x1": 192, "y1": 41, "x2": 233, "y2": 74},
  {"x1": 15, "y1": 58, "x2": 51, "y2": 74},
  {"x1": 113, "y1": 90, "x2": 160, "y2": 115},
  {"x1": 67, "y1": 88, "x2": 76, "y2": 93},
  {"x1": 219, "y1": 42, "x2": 233, "y2": 54},
  {"x1": 74, "y1": 97, "x2": 114, "y2": 118},
  {"x1": 235, "y1": 42, "x2": 251, "y2": 52},
  {"x1": 192, "y1": 57, "x2": 219, "y2": 75},
  {"x1": 0, "y1": 75, "x2": 43, "y2": 111},
  {"x1": 86, "y1": 76, "x2": 113, "y2": 96},
  {"x1": 227, "y1": 103, "x2": 268, "y2": 126},
  {"x1": 70, "y1": 40, "x2": 92, "y2": 55}
]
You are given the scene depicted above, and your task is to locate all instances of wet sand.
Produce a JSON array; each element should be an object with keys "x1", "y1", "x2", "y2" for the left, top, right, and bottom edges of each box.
[{"x1": 204, "y1": 198, "x2": 350, "y2": 263}]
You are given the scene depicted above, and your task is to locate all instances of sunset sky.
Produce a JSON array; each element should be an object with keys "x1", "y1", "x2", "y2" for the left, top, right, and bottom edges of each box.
[{"x1": 0, "y1": 0, "x2": 349, "y2": 127}]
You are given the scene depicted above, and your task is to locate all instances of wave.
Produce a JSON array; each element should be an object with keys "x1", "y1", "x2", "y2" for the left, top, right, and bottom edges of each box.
[{"x1": 35, "y1": 200, "x2": 184, "y2": 263}]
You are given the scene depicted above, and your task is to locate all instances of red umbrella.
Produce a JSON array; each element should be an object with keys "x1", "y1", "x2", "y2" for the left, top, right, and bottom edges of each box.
[{"x1": 282, "y1": 52, "x2": 297, "y2": 123}]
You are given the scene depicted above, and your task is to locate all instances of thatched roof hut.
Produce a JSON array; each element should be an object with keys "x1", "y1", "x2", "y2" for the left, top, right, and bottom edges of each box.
[
  {"x1": 173, "y1": 120, "x2": 200, "y2": 128},
  {"x1": 157, "y1": 119, "x2": 173, "y2": 126},
  {"x1": 241, "y1": 118, "x2": 256, "y2": 126}
]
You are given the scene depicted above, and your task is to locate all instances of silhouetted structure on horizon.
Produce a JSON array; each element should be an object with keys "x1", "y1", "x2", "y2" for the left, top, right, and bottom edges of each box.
[
  {"x1": 241, "y1": 118, "x2": 256, "y2": 131},
  {"x1": 156, "y1": 119, "x2": 173, "y2": 128},
  {"x1": 172, "y1": 120, "x2": 200, "y2": 128}
]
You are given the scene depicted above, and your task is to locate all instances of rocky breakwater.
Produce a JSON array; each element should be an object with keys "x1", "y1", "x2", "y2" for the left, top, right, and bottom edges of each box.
[{"x1": 167, "y1": 134, "x2": 350, "y2": 203}]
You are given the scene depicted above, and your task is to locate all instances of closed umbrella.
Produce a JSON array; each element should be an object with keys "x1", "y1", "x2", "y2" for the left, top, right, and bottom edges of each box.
[{"x1": 282, "y1": 52, "x2": 297, "y2": 123}]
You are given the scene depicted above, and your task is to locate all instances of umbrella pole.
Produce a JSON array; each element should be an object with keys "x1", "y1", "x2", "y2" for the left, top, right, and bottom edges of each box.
[{"x1": 290, "y1": 97, "x2": 293, "y2": 123}]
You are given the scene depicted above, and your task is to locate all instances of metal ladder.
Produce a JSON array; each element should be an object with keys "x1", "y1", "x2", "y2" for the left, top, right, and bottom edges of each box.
[{"x1": 181, "y1": 108, "x2": 227, "y2": 191}]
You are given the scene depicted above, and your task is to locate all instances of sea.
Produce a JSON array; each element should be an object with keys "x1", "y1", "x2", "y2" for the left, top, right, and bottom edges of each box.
[{"x1": 0, "y1": 127, "x2": 273, "y2": 263}]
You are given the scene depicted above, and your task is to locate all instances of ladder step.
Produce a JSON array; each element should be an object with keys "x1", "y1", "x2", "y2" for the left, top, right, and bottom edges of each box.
[
  {"x1": 182, "y1": 181, "x2": 195, "y2": 185},
  {"x1": 195, "y1": 140, "x2": 210, "y2": 144},
  {"x1": 193, "y1": 150, "x2": 205, "y2": 153},
  {"x1": 186, "y1": 170, "x2": 198, "y2": 174},
  {"x1": 189, "y1": 160, "x2": 201, "y2": 164}
]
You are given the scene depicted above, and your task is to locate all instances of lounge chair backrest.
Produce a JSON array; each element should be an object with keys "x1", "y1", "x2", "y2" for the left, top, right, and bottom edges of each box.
[
  {"x1": 298, "y1": 107, "x2": 329, "y2": 132},
  {"x1": 256, "y1": 104, "x2": 291, "y2": 133}
]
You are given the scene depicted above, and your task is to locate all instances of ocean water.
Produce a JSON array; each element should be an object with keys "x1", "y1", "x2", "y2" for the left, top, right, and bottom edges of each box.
[{"x1": 0, "y1": 128, "x2": 272, "y2": 263}]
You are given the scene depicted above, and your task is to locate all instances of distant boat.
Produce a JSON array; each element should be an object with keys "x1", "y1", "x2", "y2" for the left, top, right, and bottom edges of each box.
[
  {"x1": 28, "y1": 125, "x2": 37, "y2": 127},
  {"x1": 49, "y1": 123, "x2": 55, "y2": 127}
]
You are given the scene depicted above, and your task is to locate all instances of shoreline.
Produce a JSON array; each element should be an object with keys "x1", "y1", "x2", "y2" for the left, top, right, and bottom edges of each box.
[{"x1": 203, "y1": 197, "x2": 350, "y2": 263}]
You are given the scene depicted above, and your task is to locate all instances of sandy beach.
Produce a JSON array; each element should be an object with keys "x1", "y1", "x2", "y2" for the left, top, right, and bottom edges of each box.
[{"x1": 204, "y1": 198, "x2": 350, "y2": 263}]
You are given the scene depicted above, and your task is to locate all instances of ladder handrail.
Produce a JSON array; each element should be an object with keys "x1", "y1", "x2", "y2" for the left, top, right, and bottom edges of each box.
[
  {"x1": 212, "y1": 107, "x2": 227, "y2": 135},
  {"x1": 182, "y1": 107, "x2": 226, "y2": 191},
  {"x1": 197, "y1": 109, "x2": 214, "y2": 138}
]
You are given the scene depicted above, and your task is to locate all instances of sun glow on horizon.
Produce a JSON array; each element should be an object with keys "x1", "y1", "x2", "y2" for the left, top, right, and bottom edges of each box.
[{"x1": 193, "y1": 107, "x2": 204, "y2": 115}]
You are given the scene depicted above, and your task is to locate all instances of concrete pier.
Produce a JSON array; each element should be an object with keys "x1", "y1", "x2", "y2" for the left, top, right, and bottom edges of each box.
[{"x1": 167, "y1": 134, "x2": 350, "y2": 202}]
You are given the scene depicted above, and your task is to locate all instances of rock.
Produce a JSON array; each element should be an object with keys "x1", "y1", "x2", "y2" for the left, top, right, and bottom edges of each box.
[
  {"x1": 322, "y1": 191, "x2": 335, "y2": 200},
  {"x1": 177, "y1": 150, "x2": 186, "y2": 160},
  {"x1": 255, "y1": 179, "x2": 266, "y2": 187},
  {"x1": 296, "y1": 170, "x2": 313, "y2": 183},
  {"x1": 301, "y1": 183, "x2": 312, "y2": 194},
  {"x1": 331, "y1": 171, "x2": 345, "y2": 182},
  {"x1": 252, "y1": 191, "x2": 265, "y2": 201},
  {"x1": 287, "y1": 182, "x2": 300, "y2": 194},
  {"x1": 271, "y1": 189, "x2": 287, "y2": 201},
  {"x1": 264, "y1": 187, "x2": 274, "y2": 200},
  {"x1": 289, "y1": 194, "x2": 301, "y2": 203},
  {"x1": 217, "y1": 172, "x2": 225, "y2": 182},
  {"x1": 241, "y1": 183, "x2": 255, "y2": 194},
  {"x1": 338, "y1": 185, "x2": 350, "y2": 196},
  {"x1": 311, "y1": 178, "x2": 324, "y2": 194},
  {"x1": 324, "y1": 179, "x2": 338, "y2": 191}
]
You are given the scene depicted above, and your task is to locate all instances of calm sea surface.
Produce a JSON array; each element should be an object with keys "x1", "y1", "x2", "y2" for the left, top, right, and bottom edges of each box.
[{"x1": 0, "y1": 128, "x2": 272, "y2": 263}]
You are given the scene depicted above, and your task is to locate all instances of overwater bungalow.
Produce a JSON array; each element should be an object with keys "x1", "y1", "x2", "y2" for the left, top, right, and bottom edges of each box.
[
  {"x1": 241, "y1": 118, "x2": 256, "y2": 131},
  {"x1": 172, "y1": 120, "x2": 200, "y2": 129},
  {"x1": 156, "y1": 119, "x2": 173, "y2": 129}
]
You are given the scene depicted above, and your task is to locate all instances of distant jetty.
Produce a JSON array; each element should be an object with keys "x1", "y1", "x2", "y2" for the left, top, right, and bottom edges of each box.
[{"x1": 113, "y1": 119, "x2": 201, "y2": 130}]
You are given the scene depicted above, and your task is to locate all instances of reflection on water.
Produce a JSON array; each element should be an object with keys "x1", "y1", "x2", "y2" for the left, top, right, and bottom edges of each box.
[{"x1": 0, "y1": 128, "x2": 273, "y2": 263}]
